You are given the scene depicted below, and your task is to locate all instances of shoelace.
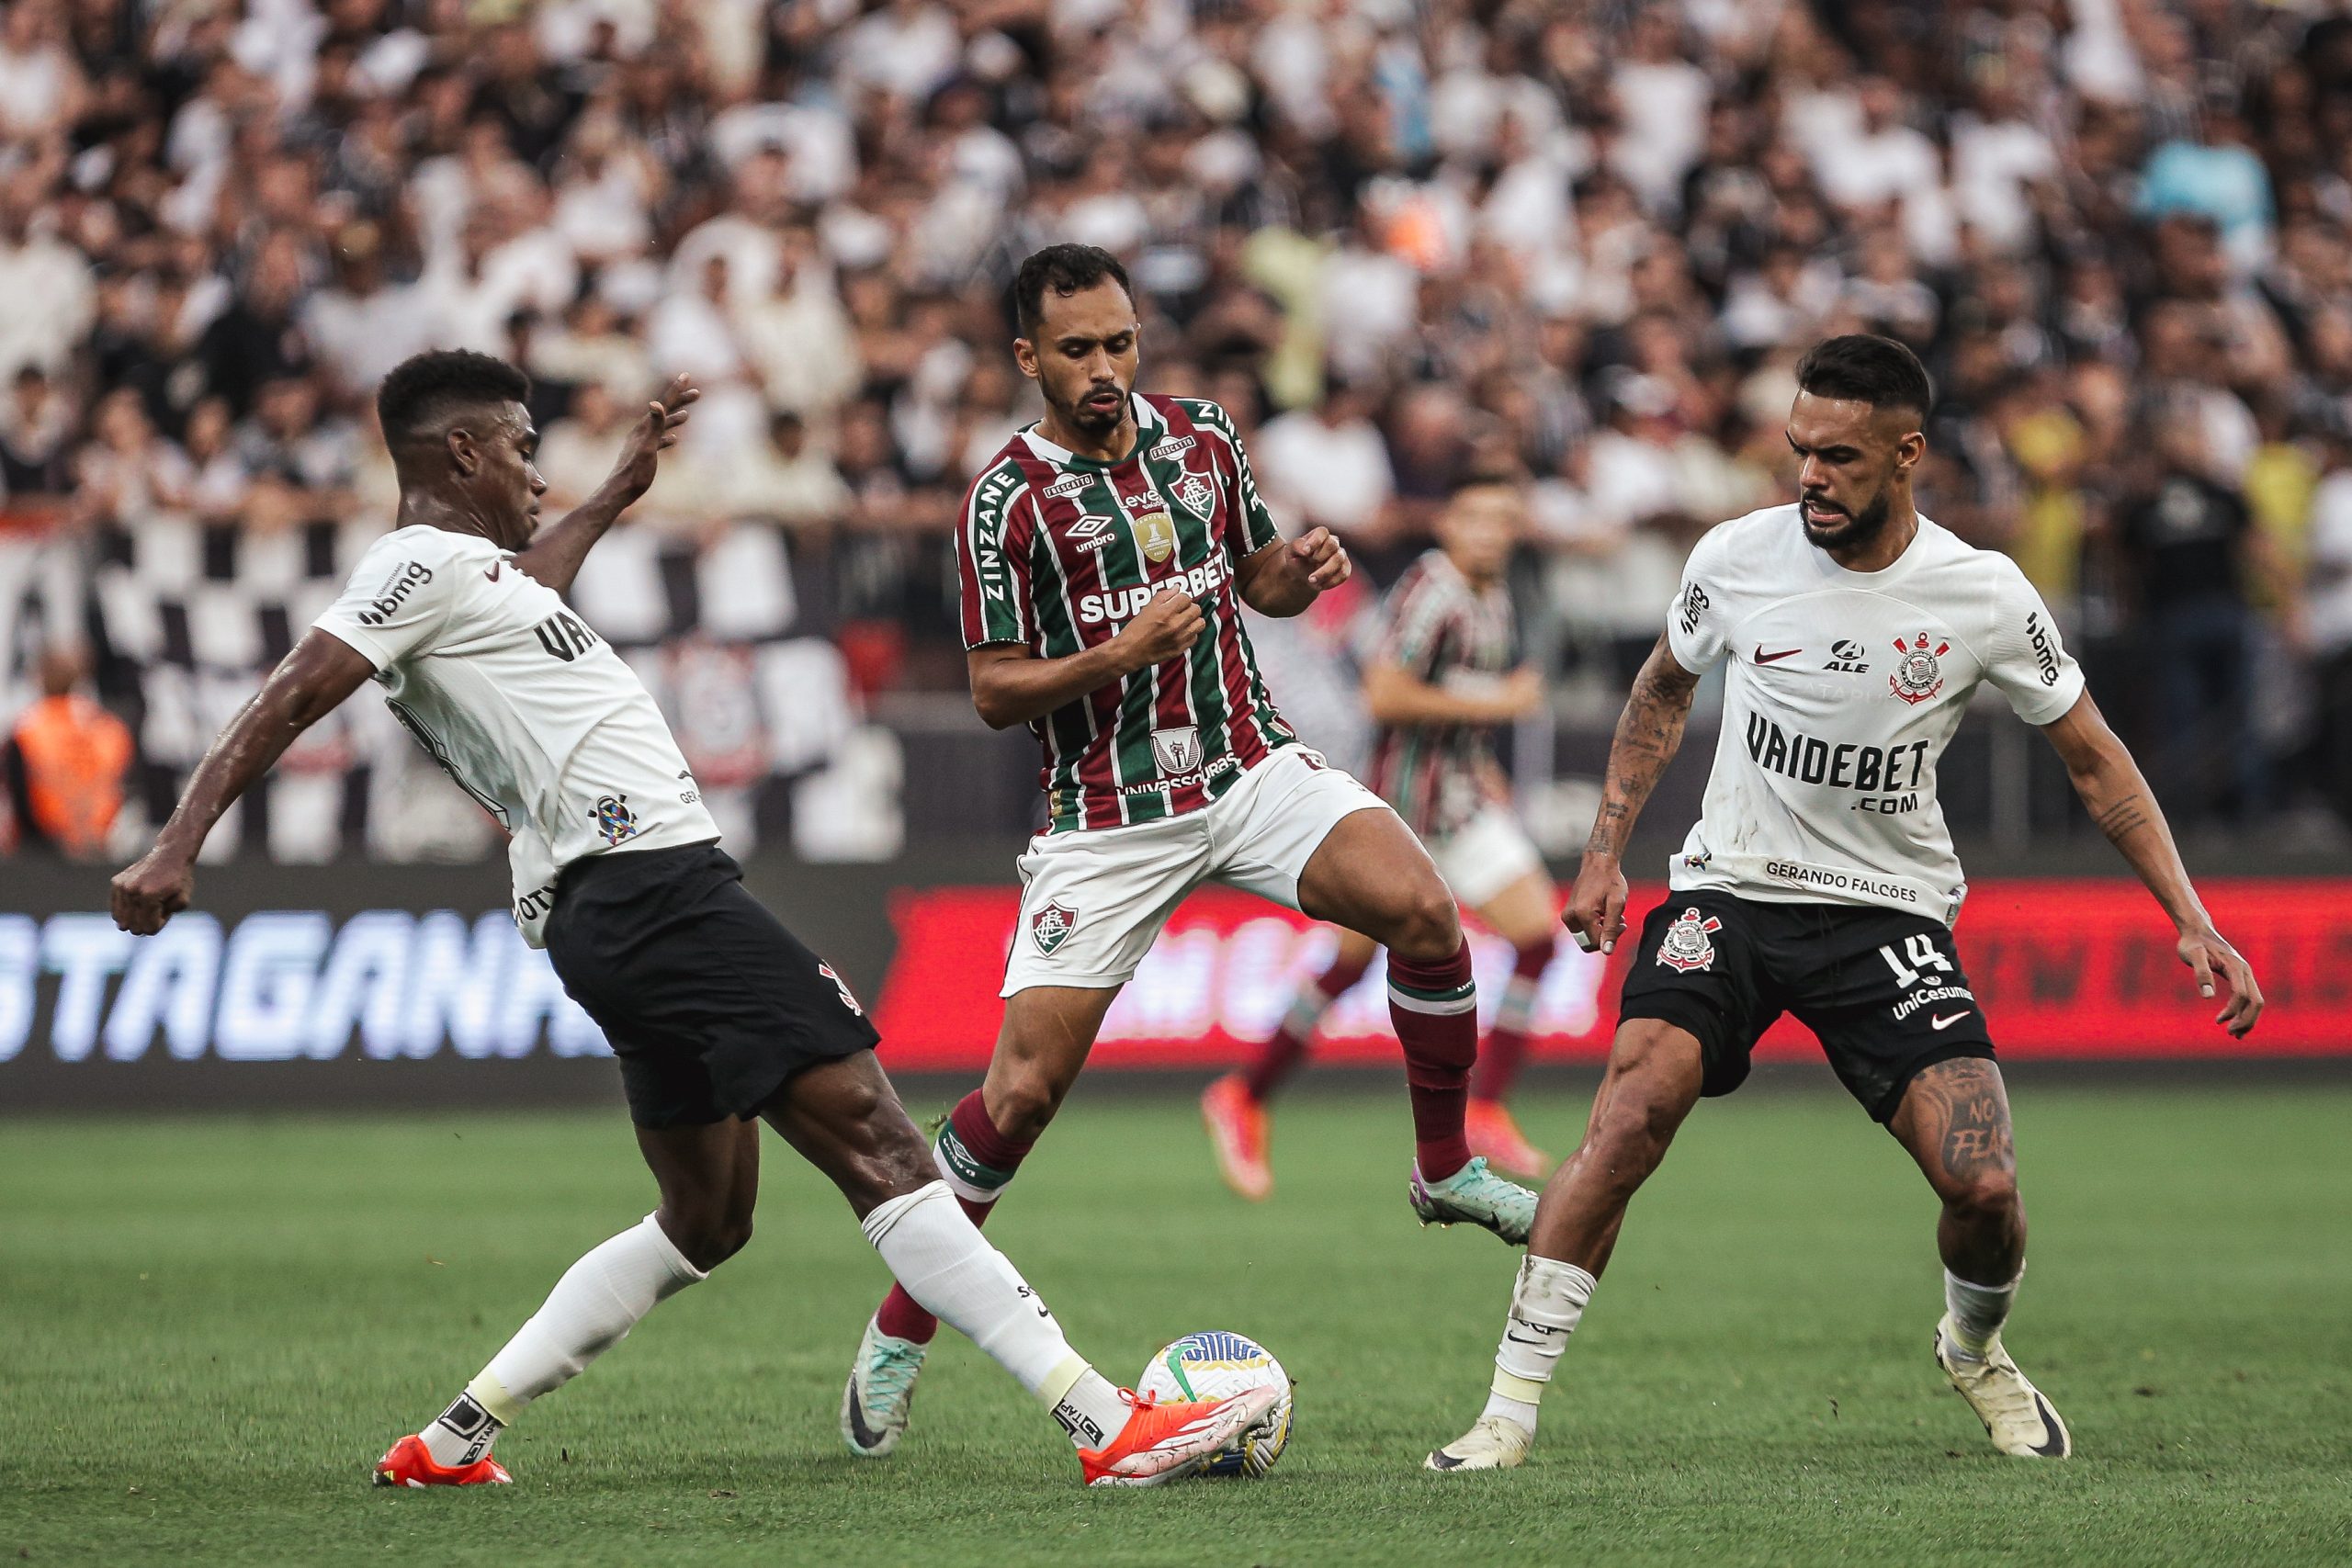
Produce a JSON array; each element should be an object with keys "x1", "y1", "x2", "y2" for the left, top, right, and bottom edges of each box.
[{"x1": 864, "y1": 1340, "x2": 924, "y2": 1410}]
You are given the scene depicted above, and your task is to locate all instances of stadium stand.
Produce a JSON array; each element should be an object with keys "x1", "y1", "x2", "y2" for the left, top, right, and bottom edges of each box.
[{"x1": 1, "y1": 0, "x2": 2349, "y2": 859}]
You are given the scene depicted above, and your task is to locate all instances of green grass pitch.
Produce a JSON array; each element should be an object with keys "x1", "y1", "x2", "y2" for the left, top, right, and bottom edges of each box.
[{"x1": 6, "y1": 1079, "x2": 2350, "y2": 1566}]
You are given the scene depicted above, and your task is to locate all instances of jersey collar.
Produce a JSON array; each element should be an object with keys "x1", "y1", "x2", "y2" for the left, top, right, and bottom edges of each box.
[{"x1": 1020, "y1": 393, "x2": 1159, "y2": 470}]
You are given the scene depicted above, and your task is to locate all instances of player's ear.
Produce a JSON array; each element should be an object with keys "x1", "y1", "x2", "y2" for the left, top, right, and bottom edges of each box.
[
  {"x1": 447, "y1": 424, "x2": 479, "y2": 478},
  {"x1": 1012, "y1": 337, "x2": 1040, "y2": 382},
  {"x1": 1893, "y1": 427, "x2": 1926, "y2": 478}
]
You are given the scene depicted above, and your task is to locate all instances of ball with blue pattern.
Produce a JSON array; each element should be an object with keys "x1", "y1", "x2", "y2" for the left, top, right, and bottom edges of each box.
[{"x1": 1136, "y1": 1330, "x2": 1293, "y2": 1478}]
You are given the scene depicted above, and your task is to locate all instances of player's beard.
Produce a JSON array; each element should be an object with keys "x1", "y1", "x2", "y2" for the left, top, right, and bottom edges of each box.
[
  {"x1": 1800, "y1": 487, "x2": 1892, "y2": 552},
  {"x1": 1064, "y1": 381, "x2": 1127, "y2": 437}
]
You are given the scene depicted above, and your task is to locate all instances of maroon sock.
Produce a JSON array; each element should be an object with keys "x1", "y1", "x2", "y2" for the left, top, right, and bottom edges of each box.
[
  {"x1": 1388, "y1": 941, "x2": 1478, "y2": 1180},
  {"x1": 871, "y1": 1090, "x2": 1033, "y2": 1345},
  {"x1": 1243, "y1": 946, "x2": 1374, "y2": 1103},
  {"x1": 1470, "y1": 939, "x2": 1553, "y2": 1103}
]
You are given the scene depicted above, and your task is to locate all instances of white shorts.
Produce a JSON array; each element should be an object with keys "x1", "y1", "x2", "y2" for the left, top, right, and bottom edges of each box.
[
  {"x1": 1424, "y1": 803, "x2": 1544, "y2": 909},
  {"x1": 1003, "y1": 746, "x2": 1391, "y2": 996}
]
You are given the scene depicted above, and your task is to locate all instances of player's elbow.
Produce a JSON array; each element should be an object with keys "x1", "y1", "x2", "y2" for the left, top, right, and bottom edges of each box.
[{"x1": 971, "y1": 686, "x2": 1022, "y2": 730}]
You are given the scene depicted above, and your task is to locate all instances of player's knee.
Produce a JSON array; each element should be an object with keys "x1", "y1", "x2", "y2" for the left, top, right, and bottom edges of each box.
[
  {"x1": 662, "y1": 1204, "x2": 753, "y2": 1271},
  {"x1": 1943, "y1": 1167, "x2": 2020, "y2": 1225},
  {"x1": 1387, "y1": 881, "x2": 1464, "y2": 962},
  {"x1": 988, "y1": 1065, "x2": 1067, "y2": 1144}
]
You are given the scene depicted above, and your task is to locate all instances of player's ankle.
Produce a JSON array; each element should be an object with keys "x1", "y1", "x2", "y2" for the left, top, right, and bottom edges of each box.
[{"x1": 1480, "y1": 1388, "x2": 1540, "y2": 1438}]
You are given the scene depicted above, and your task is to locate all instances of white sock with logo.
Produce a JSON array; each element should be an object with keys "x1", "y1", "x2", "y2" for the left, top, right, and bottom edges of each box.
[
  {"x1": 861, "y1": 1181, "x2": 1130, "y2": 1449},
  {"x1": 1942, "y1": 1266, "x2": 2021, "y2": 1359},
  {"x1": 422, "y1": 1213, "x2": 707, "y2": 1466},
  {"x1": 1480, "y1": 1256, "x2": 1598, "y2": 1438}
]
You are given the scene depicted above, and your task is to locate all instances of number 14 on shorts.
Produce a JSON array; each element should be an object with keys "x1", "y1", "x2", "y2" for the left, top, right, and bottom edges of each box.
[{"x1": 1877, "y1": 932, "x2": 1953, "y2": 989}]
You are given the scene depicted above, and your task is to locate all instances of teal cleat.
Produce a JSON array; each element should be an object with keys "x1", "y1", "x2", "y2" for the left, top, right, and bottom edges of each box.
[
  {"x1": 1408, "y1": 1156, "x2": 1536, "y2": 1246},
  {"x1": 841, "y1": 1314, "x2": 929, "y2": 1458}
]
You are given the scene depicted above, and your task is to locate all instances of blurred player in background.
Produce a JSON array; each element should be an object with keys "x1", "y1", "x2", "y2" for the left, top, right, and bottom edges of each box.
[
  {"x1": 109, "y1": 350, "x2": 1273, "y2": 1491},
  {"x1": 1427, "y1": 336, "x2": 2265, "y2": 1474},
  {"x1": 842, "y1": 244, "x2": 1538, "y2": 1460},
  {"x1": 1204, "y1": 482, "x2": 1565, "y2": 1195}
]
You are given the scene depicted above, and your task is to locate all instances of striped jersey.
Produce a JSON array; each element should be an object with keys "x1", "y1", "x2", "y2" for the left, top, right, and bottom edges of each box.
[
  {"x1": 1363, "y1": 550, "x2": 1518, "y2": 839},
  {"x1": 956, "y1": 392, "x2": 1297, "y2": 832}
]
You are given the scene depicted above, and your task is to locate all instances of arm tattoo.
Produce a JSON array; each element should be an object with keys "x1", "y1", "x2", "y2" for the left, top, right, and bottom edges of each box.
[
  {"x1": 2092, "y1": 793, "x2": 2150, "y2": 843},
  {"x1": 1587, "y1": 648, "x2": 1698, "y2": 857}
]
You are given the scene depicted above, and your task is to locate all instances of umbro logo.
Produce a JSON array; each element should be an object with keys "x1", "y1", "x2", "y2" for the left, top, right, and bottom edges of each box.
[{"x1": 1067, "y1": 513, "x2": 1115, "y2": 552}]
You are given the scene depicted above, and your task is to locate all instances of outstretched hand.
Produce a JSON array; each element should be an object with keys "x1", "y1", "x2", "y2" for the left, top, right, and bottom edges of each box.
[
  {"x1": 2178, "y1": 924, "x2": 2262, "y2": 1037},
  {"x1": 608, "y1": 374, "x2": 699, "y2": 503}
]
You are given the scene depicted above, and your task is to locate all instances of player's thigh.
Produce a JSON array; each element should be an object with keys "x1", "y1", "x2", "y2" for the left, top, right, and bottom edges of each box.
[
  {"x1": 1001, "y1": 819, "x2": 1205, "y2": 997},
  {"x1": 1885, "y1": 1055, "x2": 2018, "y2": 1206},
  {"x1": 1474, "y1": 867, "x2": 1561, "y2": 950},
  {"x1": 1581, "y1": 1016, "x2": 1709, "y2": 1151},
  {"x1": 1207, "y1": 751, "x2": 1424, "y2": 924},
  {"x1": 1615, "y1": 894, "x2": 1780, "y2": 1102},
  {"x1": 1788, "y1": 908, "x2": 1996, "y2": 1126}
]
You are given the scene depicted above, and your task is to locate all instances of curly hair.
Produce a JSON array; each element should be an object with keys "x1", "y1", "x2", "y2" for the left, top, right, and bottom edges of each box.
[
  {"x1": 1012, "y1": 243, "x2": 1134, "y2": 338},
  {"x1": 376, "y1": 349, "x2": 532, "y2": 449}
]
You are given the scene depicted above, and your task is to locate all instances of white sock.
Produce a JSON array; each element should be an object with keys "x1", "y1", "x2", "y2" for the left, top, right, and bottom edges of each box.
[
  {"x1": 861, "y1": 1181, "x2": 1130, "y2": 1449},
  {"x1": 1943, "y1": 1266, "x2": 2020, "y2": 1359},
  {"x1": 1483, "y1": 1255, "x2": 1597, "y2": 1438},
  {"x1": 421, "y1": 1213, "x2": 707, "y2": 1464}
]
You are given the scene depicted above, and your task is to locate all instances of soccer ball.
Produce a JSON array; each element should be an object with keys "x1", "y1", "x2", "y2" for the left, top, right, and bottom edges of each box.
[{"x1": 1136, "y1": 1330, "x2": 1293, "y2": 1478}]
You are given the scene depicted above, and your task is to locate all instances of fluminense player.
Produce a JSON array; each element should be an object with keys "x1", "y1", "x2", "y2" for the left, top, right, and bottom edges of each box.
[
  {"x1": 1425, "y1": 335, "x2": 2264, "y2": 1472},
  {"x1": 1204, "y1": 482, "x2": 1566, "y2": 1194},
  {"x1": 109, "y1": 349, "x2": 1275, "y2": 1490},
  {"x1": 841, "y1": 245, "x2": 1537, "y2": 1458}
]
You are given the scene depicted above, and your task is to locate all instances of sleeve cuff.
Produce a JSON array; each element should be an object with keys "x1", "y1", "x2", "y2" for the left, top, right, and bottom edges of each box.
[{"x1": 311, "y1": 617, "x2": 393, "y2": 672}]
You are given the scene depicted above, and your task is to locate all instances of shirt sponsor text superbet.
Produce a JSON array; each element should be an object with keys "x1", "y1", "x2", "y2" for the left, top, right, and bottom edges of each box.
[{"x1": 1078, "y1": 550, "x2": 1231, "y2": 625}]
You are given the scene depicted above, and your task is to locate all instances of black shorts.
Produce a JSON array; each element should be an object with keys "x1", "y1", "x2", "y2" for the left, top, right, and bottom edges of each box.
[
  {"x1": 544, "y1": 841, "x2": 880, "y2": 1128},
  {"x1": 1617, "y1": 892, "x2": 1994, "y2": 1122}
]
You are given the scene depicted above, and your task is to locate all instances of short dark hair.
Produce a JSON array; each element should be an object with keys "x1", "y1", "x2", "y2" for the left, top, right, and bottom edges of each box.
[
  {"x1": 1793, "y1": 334, "x2": 1933, "y2": 420},
  {"x1": 1012, "y1": 243, "x2": 1134, "y2": 338},
  {"x1": 376, "y1": 349, "x2": 531, "y2": 448}
]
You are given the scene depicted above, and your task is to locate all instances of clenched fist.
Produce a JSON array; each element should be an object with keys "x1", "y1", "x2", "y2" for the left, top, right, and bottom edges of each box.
[
  {"x1": 111, "y1": 849, "x2": 195, "y2": 936},
  {"x1": 1113, "y1": 587, "x2": 1205, "y2": 671}
]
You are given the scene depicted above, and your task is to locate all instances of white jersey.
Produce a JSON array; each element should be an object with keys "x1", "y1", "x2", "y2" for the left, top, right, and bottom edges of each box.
[
  {"x1": 1664, "y1": 504, "x2": 2084, "y2": 923},
  {"x1": 314, "y1": 525, "x2": 719, "y2": 945}
]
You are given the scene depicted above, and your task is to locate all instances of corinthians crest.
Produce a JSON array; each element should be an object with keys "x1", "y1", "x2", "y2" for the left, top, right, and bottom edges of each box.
[
  {"x1": 1656, "y1": 907, "x2": 1723, "y2": 972},
  {"x1": 1889, "y1": 631, "x2": 1950, "y2": 705}
]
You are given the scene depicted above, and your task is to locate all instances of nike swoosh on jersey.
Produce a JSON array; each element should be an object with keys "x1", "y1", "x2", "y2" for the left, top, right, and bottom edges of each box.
[
  {"x1": 1753, "y1": 646, "x2": 1803, "y2": 664},
  {"x1": 1930, "y1": 1010, "x2": 1973, "y2": 1030}
]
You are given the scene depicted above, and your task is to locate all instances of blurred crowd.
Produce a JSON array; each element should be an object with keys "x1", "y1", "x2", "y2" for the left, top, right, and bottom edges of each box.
[{"x1": 5, "y1": 0, "x2": 2352, "y2": 862}]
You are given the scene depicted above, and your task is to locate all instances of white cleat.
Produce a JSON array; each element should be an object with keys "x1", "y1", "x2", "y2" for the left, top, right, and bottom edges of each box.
[
  {"x1": 841, "y1": 1314, "x2": 929, "y2": 1458},
  {"x1": 1935, "y1": 1314, "x2": 2072, "y2": 1458},
  {"x1": 1423, "y1": 1415, "x2": 1533, "y2": 1472}
]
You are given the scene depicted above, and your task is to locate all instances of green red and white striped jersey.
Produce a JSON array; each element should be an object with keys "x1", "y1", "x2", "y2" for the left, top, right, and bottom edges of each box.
[
  {"x1": 956, "y1": 393, "x2": 1297, "y2": 832},
  {"x1": 1363, "y1": 550, "x2": 1518, "y2": 838}
]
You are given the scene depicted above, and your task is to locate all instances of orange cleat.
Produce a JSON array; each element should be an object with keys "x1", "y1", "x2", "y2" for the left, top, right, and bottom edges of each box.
[
  {"x1": 1078, "y1": 1385, "x2": 1282, "y2": 1487},
  {"x1": 373, "y1": 1434, "x2": 513, "y2": 1488},
  {"x1": 1201, "y1": 1074, "x2": 1273, "y2": 1201},
  {"x1": 1465, "y1": 1099, "x2": 1553, "y2": 1179}
]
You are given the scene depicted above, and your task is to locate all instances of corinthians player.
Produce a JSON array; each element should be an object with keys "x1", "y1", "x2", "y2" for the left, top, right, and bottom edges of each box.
[
  {"x1": 842, "y1": 245, "x2": 1536, "y2": 1458},
  {"x1": 110, "y1": 350, "x2": 1274, "y2": 1489},
  {"x1": 1426, "y1": 335, "x2": 2264, "y2": 1472}
]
